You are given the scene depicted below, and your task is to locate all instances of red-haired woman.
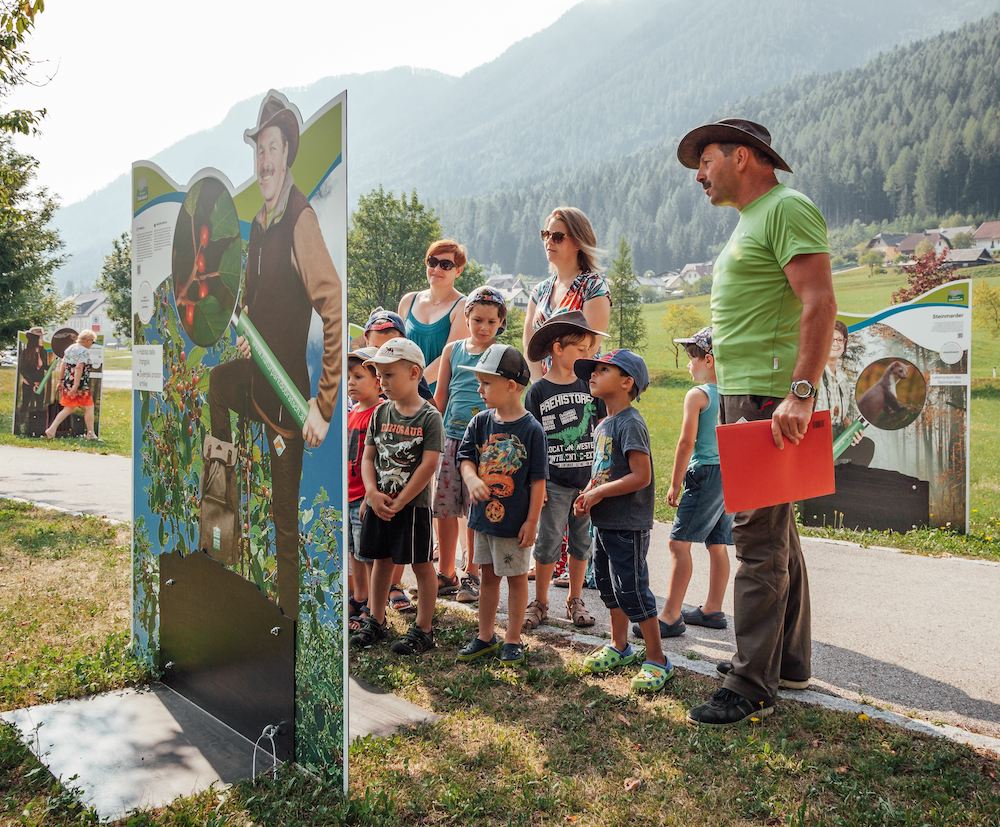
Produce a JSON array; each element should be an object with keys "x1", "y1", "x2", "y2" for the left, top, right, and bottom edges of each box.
[{"x1": 398, "y1": 239, "x2": 469, "y2": 392}]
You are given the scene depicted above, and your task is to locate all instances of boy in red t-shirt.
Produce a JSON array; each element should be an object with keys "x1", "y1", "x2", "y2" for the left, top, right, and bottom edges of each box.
[{"x1": 347, "y1": 346, "x2": 382, "y2": 627}]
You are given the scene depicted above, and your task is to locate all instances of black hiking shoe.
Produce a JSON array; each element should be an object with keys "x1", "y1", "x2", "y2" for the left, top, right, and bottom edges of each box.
[
  {"x1": 687, "y1": 687, "x2": 774, "y2": 727},
  {"x1": 456, "y1": 635, "x2": 501, "y2": 663},
  {"x1": 498, "y1": 642, "x2": 526, "y2": 667},
  {"x1": 717, "y1": 661, "x2": 811, "y2": 690},
  {"x1": 349, "y1": 616, "x2": 389, "y2": 649},
  {"x1": 390, "y1": 624, "x2": 435, "y2": 655}
]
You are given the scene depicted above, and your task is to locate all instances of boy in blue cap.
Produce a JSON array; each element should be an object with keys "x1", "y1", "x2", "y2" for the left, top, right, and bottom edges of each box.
[{"x1": 573, "y1": 349, "x2": 673, "y2": 693}]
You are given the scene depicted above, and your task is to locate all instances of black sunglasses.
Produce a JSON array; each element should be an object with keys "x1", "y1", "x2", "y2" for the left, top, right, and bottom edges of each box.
[
  {"x1": 426, "y1": 256, "x2": 457, "y2": 271},
  {"x1": 540, "y1": 229, "x2": 568, "y2": 244}
]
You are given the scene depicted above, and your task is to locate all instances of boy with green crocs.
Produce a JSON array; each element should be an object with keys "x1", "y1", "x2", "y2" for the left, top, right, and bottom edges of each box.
[{"x1": 573, "y1": 350, "x2": 674, "y2": 693}]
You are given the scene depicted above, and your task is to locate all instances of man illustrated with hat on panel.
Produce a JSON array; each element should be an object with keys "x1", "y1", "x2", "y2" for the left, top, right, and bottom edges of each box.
[
  {"x1": 676, "y1": 119, "x2": 836, "y2": 725},
  {"x1": 16, "y1": 326, "x2": 49, "y2": 436},
  {"x1": 207, "y1": 91, "x2": 343, "y2": 620}
]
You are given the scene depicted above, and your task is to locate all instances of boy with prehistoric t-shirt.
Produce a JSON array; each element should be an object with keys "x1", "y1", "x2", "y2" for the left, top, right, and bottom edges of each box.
[
  {"x1": 349, "y1": 338, "x2": 443, "y2": 655},
  {"x1": 523, "y1": 310, "x2": 607, "y2": 630},
  {"x1": 346, "y1": 346, "x2": 381, "y2": 628},
  {"x1": 573, "y1": 350, "x2": 674, "y2": 693},
  {"x1": 455, "y1": 344, "x2": 547, "y2": 666}
]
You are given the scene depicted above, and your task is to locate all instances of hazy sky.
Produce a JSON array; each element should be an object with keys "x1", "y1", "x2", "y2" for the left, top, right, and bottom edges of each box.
[{"x1": 9, "y1": 0, "x2": 582, "y2": 206}]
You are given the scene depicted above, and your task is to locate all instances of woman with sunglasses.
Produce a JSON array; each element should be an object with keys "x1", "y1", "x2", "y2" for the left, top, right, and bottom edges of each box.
[
  {"x1": 398, "y1": 239, "x2": 470, "y2": 393},
  {"x1": 524, "y1": 207, "x2": 611, "y2": 381}
]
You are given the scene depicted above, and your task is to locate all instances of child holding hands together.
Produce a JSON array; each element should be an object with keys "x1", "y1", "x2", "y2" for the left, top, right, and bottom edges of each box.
[{"x1": 456, "y1": 345, "x2": 547, "y2": 666}]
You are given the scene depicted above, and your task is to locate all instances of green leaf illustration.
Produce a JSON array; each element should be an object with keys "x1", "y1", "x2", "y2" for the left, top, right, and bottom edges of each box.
[{"x1": 209, "y1": 192, "x2": 239, "y2": 241}]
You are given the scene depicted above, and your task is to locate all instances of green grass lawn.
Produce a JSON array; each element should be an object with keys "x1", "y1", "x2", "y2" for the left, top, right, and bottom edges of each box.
[
  {"x1": 645, "y1": 263, "x2": 1000, "y2": 379},
  {"x1": 0, "y1": 367, "x2": 131, "y2": 456},
  {"x1": 2, "y1": 501, "x2": 997, "y2": 825},
  {"x1": 637, "y1": 263, "x2": 1000, "y2": 559},
  {"x1": 101, "y1": 348, "x2": 132, "y2": 370}
]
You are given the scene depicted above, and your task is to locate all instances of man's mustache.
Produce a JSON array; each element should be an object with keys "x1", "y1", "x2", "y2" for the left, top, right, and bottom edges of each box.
[{"x1": 259, "y1": 164, "x2": 276, "y2": 178}]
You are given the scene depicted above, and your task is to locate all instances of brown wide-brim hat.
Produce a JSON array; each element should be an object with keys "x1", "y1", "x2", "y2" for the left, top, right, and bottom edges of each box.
[
  {"x1": 244, "y1": 91, "x2": 301, "y2": 166},
  {"x1": 526, "y1": 309, "x2": 608, "y2": 362},
  {"x1": 677, "y1": 118, "x2": 792, "y2": 173}
]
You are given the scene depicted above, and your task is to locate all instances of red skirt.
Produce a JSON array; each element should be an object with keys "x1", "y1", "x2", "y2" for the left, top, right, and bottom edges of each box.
[{"x1": 60, "y1": 390, "x2": 93, "y2": 408}]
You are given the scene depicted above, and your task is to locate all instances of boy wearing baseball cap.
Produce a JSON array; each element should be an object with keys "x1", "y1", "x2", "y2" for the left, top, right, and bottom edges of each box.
[
  {"x1": 349, "y1": 337, "x2": 444, "y2": 656},
  {"x1": 573, "y1": 350, "x2": 673, "y2": 693},
  {"x1": 455, "y1": 344, "x2": 548, "y2": 666},
  {"x1": 363, "y1": 307, "x2": 434, "y2": 402},
  {"x1": 646, "y1": 326, "x2": 733, "y2": 640}
]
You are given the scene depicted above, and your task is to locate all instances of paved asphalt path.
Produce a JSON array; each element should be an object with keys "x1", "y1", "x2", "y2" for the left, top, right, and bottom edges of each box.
[
  {"x1": 0, "y1": 445, "x2": 130, "y2": 522},
  {"x1": 2, "y1": 445, "x2": 998, "y2": 738}
]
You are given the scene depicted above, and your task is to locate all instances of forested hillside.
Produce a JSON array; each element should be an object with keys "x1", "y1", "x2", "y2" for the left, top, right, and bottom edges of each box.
[
  {"x1": 438, "y1": 14, "x2": 1000, "y2": 275},
  {"x1": 52, "y1": 0, "x2": 996, "y2": 292}
]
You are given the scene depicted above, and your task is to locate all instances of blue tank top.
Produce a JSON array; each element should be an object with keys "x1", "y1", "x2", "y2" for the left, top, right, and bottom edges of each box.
[
  {"x1": 405, "y1": 293, "x2": 464, "y2": 393},
  {"x1": 443, "y1": 340, "x2": 486, "y2": 440},
  {"x1": 690, "y1": 383, "x2": 721, "y2": 468}
]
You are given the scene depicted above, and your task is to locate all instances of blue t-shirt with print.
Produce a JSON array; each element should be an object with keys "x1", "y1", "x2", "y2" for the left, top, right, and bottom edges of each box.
[
  {"x1": 589, "y1": 406, "x2": 654, "y2": 530},
  {"x1": 456, "y1": 410, "x2": 548, "y2": 538}
]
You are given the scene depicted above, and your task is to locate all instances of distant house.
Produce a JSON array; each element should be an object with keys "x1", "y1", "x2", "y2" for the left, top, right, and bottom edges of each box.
[
  {"x1": 973, "y1": 220, "x2": 1000, "y2": 252},
  {"x1": 636, "y1": 274, "x2": 669, "y2": 301},
  {"x1": 865, "y1": 232, "x2": 908, "y2": 260},
  {"x1": 927, "y1": 225, "x2": 976, "y2": 243},
  {"x1": 945, "y1": 247, "x2": 994, "y2": 269},
  {"x1": 898, "y1": 232, "x2": 950, "y2": 257},
  {"x1": 65, "y1": 291, "x2": 123, "y2": 342},
  {"x1": 485, "y1": 274, "x2": 531, "y2": 310},
  {"x1": 678, "y1": 261, "x2": 713, "y2": 285}
]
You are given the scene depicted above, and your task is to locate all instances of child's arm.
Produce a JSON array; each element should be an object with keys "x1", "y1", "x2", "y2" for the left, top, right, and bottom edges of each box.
[
  {"x1": 667, "y1": 388, "x2": 709, "y2": 507},
  {"x1": 518, "y1": 477, "x2": 546, "y2": 548},
  {"x1": 432, "y1": 341, "x2": 454, "y2": 414},
  {"x1": 361, "y1": 443, "x2": 393, "y2": 520},
  {"x1": 574, "y1": 450, "x2": 651, "y2": 515},
  {"x1": 387, "y1": 450, "x2": 441, "y2": 512},
  {"x1": 460, "y1": 459, "x2": 491, "y2": 502}
]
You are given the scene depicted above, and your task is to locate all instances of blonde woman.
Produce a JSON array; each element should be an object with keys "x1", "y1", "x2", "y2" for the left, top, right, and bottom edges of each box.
[
  {"x1": 523, "y1": 207, "x2": 611, "y2": 381},
  {"x1": 45, "y1": 329, "x2": 99, "y2": 439}
]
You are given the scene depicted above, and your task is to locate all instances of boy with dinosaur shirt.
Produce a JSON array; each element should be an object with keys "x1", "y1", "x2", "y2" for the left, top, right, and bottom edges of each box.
[{"x1": 523, "y1": 310, "x2": 607, "y2": 630}]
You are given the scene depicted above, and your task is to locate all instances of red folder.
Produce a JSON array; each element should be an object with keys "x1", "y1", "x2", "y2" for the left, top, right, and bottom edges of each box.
[{"x1": 716, "y1": 410, "x2": 834, "y2": 513}]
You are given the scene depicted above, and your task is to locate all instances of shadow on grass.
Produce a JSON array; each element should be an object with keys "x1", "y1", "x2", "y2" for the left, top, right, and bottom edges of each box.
[{"x1": 349, "y1": 609, "x2": 1000, "y2": 826}]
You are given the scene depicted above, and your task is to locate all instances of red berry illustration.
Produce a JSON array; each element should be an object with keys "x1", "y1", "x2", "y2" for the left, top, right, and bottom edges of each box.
[
  {"x1": 184, "y1": 305, "x2": 195, "y2": 326},
  {"x1": 199, "y1": 224, "x2": 210, "y2": 248},
  {"x1": 198, "y1": 281, "x2": 209, "y2": 300},
  {"x1": 196, "y1": 253, "x2": 206, "y2": 274}
]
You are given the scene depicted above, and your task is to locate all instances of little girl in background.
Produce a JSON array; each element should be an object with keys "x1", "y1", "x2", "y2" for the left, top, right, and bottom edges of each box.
[{"x1": 432, "y1": 286, "x2": 508, "y2": 604}]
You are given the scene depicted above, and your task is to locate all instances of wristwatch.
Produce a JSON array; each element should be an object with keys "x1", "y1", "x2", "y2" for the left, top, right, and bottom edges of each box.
[{"x1": 790, "y1": 379, "x2": 817, "y2": 400}]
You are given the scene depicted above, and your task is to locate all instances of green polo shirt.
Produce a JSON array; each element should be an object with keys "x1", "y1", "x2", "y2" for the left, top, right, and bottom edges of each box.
[{"x1": 710, "y1": 184, "x2": 829, "y2": 396}]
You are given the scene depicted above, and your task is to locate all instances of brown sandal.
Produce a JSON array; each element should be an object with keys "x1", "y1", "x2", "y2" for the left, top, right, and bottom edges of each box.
[
  {"x1": 522, "y1": 599, "x2": 548, "y2": 631},
  {"x1": 566, "y1": 597, "x2": 595, "y2": 628}
]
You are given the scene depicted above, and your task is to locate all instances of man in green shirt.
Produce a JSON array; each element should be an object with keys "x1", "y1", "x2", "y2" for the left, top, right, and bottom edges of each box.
[{"x1": 676, "y1": 119, "x2": 836, "y2": 726}]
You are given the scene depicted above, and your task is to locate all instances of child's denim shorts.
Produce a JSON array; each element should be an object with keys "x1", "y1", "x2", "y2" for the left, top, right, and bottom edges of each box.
[
  {"x1": 670, "y1": 464, "x2": 733, "y2": 546},
  {"x1": 349, "y1": 499, "x2": 374, "y2": 563}
]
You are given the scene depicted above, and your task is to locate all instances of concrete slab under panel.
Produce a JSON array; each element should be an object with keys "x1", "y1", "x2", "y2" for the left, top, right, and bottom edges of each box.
[
  {"x1": 1, "y1": 683, "x2": 266, "y2": 821},
  {"x1": 348, "y1": 677, "x2": 438, "y2": 741}
]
